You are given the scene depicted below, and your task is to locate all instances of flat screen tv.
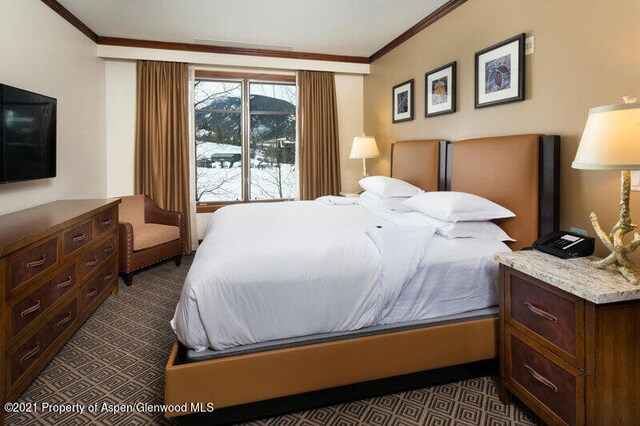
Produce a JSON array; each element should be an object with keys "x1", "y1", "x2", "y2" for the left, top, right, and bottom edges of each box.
[{"x1": 0, "y1": 83, "x2": 56, "y2": 184}]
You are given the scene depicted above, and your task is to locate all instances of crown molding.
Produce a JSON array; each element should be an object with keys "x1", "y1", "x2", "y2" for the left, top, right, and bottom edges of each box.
[
  {"x1": 40, "y1": 0, "x2": 99, "y2": 42},
  {"x1": 368, "y1": 0, "x2": 468, "y2": 63},
  {"x1": 40, "y1": 0, "x2": 468, "y2": 65},
  {"x1": 97, "y1": 37, "x2": 369, "y2": 64}
]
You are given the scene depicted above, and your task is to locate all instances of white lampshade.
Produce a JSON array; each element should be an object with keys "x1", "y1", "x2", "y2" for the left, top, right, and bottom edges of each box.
[
  {"x1": 572, "y1": 103, "x2": 640, "y2": 170},
  {"x1": 350, "y1": 134, "x2": 380, "y2": 159}
]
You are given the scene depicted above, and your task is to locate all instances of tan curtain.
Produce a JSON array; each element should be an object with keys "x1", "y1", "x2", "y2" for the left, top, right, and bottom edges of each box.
[
  {"x1": 135, "y1": 60, "x2": 192, "y2": 254},
  {"x1": 298, "y1": 70, "x2": 341, "y2": 200}
]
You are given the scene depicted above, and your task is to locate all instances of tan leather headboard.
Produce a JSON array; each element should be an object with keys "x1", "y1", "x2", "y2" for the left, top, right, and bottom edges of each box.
[
  {"x1": 448, "y1": 134, "x2": 559, "y2": 250},
  {"x1": 391, "y1": 140, "x2": 444, "y2": 191}
]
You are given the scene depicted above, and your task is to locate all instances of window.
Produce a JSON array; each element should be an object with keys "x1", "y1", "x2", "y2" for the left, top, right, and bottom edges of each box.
[{"x1": 194, "y1": 73, "x2": 297, "y2": 205}]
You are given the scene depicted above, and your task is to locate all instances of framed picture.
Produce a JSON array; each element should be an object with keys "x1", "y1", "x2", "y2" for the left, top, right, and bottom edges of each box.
[
  {"x1": 475, "y1": 33, "x2": 525, "y2": 108},
  {"x1": 425, "y1": 61, "x2": 456, "y2": 117},
  {"x1": 392, "y1": 79, "x2": 414, "y2": 123}
]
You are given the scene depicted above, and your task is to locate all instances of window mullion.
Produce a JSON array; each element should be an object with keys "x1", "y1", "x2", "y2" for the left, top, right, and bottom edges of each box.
[{"x1": 242, "y1": 79, "x2": 251, "y2": 202}]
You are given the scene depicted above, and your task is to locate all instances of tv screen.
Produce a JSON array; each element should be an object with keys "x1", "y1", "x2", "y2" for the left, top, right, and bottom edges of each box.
[{"x1": 0, "y1": 83, "x2": 56, "y2": 184}]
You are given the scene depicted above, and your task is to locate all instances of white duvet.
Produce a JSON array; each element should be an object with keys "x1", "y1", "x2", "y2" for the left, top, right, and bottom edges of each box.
[{"x1": 171, "y1": 199, "x2": 508, "y2": 351}]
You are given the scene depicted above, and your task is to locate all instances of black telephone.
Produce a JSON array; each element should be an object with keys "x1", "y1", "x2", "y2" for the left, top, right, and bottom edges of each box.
[{"x1": 533, "y1": 231, "x2": 595, "y2": 259}]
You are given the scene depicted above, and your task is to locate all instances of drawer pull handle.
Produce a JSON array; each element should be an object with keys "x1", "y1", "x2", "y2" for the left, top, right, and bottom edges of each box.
[
  {"x1": 56, "y1": 312, "x2": 73, "y2": 327},
  {"x1": 104, "y1": 272, "x2": 115, "y2": 281},
  {"x1": 56, "y1": 276, "x2": 73, "y2": 289},
  {"x1": 525, "y1": 302, "x2": 558, "y2": 323},
  {"x1": 86, "y1": 258, "x2": 98, "y2": 267},
  {"x1": 20, "y1": 342, "x2": 41, "y2": 364},
  {"x1": 104, "y1": 245, "x2": 114, "y2": 254},
  {"x1": 20, "y1": 300, "x2": 41, "y2": 317},
  {"x1": 26, "y1": 255, "x2": 46, "y2": 268},
  {"x1": 72, "y1": 233, "x2": 88, "y2": 243},
  {"x1": 524, "y1": 364, "x2": 558, "y2": 392},
  {"x1": 86, "y1": 288, "x2": 98, "y2": 299},
  {"x1": 102, "y1": 219, "x2": 112, "y2": 226}
]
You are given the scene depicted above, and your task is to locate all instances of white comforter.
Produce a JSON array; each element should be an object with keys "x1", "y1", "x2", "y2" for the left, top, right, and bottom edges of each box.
[{"x1": 171, "y1": 200, "x2": 436, "y2": 351}]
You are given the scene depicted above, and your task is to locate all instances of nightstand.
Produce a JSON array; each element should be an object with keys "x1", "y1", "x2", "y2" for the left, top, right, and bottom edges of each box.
[
  {"x1": 495, "y1": 250, "x2": 640, "y2": 425},
  {"x1": 339, "y1": 191, "x2": 361, "y2": 197}
]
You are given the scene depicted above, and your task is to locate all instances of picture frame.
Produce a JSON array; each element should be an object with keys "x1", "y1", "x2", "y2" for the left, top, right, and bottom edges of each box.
[
  {"x1": 425, "y1": 61, "x2": 456, "y2": 117},
  {"x1": 475, "y1": 33, "x2": 525, "y2": 108},
  {"x1": 392, "y1": 79, "x2": 414, "y2": 123}
]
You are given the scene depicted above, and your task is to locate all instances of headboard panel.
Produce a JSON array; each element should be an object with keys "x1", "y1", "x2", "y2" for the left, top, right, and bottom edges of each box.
[
  {"x1": 390, "y1": 140, "x2": 446, "y2": 191},
  {"x1": 445, "y1": 134, "x2": 560, "y2": 250}
]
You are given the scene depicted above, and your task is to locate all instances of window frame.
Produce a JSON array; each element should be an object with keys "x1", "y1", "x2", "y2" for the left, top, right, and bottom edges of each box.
[{"x1": 194, "y1": 71, "x2": 297, "y2": 213}]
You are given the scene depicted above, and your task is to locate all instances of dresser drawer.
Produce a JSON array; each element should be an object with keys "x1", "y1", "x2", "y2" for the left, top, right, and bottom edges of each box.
[
  {"x1": 9, "y1": 238, "x2": 58, "y2": 291},
  {"x1": 80, "y1": 235, "x2": 116, "y2": 278},
  {"x1": 95, "y1": 207, "x2": 117, "y2": 236},
  {"x1": 9, "y1": 264, "x2": 77, "y2": 339},
  {"x1": 9, "y1": 299, "x2": 77, "y2": 385},
  {"x1": 80, "y1": 261, "x2": 116, "y2": 312},
  {"x1": 63, "y1": 220, "x2": 93, "y2": 257},
  {"x1": 505, "y1": 269, "x2": 584, "y2": 365},
  {"x1": 506, "y1": 327, "x2": 584, "y2": 426}
]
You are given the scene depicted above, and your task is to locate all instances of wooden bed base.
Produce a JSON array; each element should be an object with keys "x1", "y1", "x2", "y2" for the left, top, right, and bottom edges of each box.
[{"x1": 165, "y1": 317, "x2": 497, "y2": 418}]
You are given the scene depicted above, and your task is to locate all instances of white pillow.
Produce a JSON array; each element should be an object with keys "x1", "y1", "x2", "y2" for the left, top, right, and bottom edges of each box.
[
  {"x1": 404, "y1": 212, "x2": 515, "y2": 241},
  {"x1": 403, "y1": 191, "x2": 515, "y2": 222},
  {"x1": 360, "y1": 191, "x2": 414, "y2": 213},
  {"x1": 359, "y1": 176, "x2": 423, "y2": 199}
]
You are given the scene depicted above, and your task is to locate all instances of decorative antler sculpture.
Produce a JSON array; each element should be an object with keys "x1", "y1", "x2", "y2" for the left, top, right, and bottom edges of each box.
[{"x1": 589, "y1": 171, "x2": 640, "y2": 284}]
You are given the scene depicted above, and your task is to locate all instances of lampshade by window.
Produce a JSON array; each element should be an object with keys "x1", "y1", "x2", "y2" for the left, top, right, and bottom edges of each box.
[
  {"x1": 572, "y1": 103, "x2": 640, "y2": 170},
  {"x1": 349, "y1": 135, "x2": 380, "y2": 159}
]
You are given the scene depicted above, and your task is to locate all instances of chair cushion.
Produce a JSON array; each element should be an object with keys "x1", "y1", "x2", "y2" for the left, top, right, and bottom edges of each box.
[
  {"x1": 119, "y1": 195, "x2": 145, "y2": 225},
  {"x1": 132, "y1": 223, "x2": 180, "y2": 251}
]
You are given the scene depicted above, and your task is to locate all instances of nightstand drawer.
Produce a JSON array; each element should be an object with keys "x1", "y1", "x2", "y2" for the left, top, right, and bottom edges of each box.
[
  {"x1": 506, "y1": 269, "x2": 584, "y2": 365},
  {"x1": 506, "y1": 327, "x2": 584, "y2": 426}
]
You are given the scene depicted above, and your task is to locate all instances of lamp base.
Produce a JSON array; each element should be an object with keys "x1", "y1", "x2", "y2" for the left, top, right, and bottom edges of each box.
[{"x1": 590, "y1": 170, "x2": 640, "y2": 285}]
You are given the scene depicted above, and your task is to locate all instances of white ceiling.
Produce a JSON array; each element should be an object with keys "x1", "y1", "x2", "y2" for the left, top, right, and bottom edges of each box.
[{"x1": 57, "y1": 0, "x2": 449, "y2": 57}]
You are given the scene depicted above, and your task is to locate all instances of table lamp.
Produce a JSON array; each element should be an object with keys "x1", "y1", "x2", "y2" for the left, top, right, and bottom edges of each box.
[
  {"x1": 350, "y1": 134, "x2": 379, "y2": 178},
  {"x1": 572, "y1": 101, "x2": 640, "y2": 284}
]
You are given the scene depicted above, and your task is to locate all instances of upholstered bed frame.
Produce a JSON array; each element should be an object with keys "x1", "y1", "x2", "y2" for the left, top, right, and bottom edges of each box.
[{"x1": 165, "y1": 134, "x2": 560, "y2": 422}]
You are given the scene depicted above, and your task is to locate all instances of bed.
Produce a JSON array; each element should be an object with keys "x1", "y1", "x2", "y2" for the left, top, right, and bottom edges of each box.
[{"x1": 165, "y1": 134, "x2": 560, "y2": 421}]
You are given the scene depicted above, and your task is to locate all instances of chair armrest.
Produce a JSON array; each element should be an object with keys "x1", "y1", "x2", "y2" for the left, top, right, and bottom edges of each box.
[
  {"x1": 119, "y1": 222, "x2": 134, "y2": 252},
  {"x1": 144, "y1": 197, "x2": 182, "y2": 228}
]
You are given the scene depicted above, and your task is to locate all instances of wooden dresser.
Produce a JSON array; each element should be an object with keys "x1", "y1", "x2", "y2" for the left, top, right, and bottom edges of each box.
[
  {"x1": 496, "y1": 250, "x2": 640, "y2": 425},
  {"x1": 0, "y1": 199, "x2": 120, "y2": 417}
]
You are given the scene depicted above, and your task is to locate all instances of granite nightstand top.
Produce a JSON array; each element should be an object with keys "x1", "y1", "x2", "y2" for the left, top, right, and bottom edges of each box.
[{"x1": 495, "y1": 250, "x2": 640, "y2": 304}]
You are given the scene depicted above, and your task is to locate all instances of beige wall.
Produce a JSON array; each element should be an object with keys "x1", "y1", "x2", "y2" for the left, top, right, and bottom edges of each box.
[
  {"x1": 104, "y1": 61, "x2": 364, "y2": 238},
  {"x1": 335, "y1": 74, "x2": 365, "y2": 193},
  {"x1": 105, "y1": 60, "x2": 137, "y2": 198},
  {"x1": 364, "y1": 0, "x2": 640, "y2": 257},
  {"x1": 0, "y1": 0, "x2": 106, "y2": 215}
]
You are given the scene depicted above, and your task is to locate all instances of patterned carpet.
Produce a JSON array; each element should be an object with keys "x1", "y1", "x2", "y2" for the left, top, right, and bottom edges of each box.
[{"x1": 5, "y1": 256, "x2": 540, "y2": 425}]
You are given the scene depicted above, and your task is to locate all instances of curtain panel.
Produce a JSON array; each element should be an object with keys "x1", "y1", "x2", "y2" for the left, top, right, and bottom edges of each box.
[
  {"x1": 298, "y1": 71, "x2": 341, "y2": 200},
  {"x1": 135, "y1": 60, "x2": 192, "y2": 254}
]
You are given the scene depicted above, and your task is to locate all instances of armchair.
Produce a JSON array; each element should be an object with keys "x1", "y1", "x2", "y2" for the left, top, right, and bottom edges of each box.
[{"x1": 118, "y1": 195, "x2": 184, "y2": 286}]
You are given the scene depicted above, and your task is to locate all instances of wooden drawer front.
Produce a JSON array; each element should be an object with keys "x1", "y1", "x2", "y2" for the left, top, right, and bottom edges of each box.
[
  {"x1": 81, "y1": 235, "x2": 116, "y2": 278},
  {"x1": 63, "y1": 221, "x2": 93, "y2": 257},
  {"x1": 508, "y1": 273, "x2": 581, "y2": 358},
  {"x1": 10, "y1": 265, "x2": 76, "y2": 338},
  {"x1": 10, "y1": 300, "x2": 76, "y2": 385},
  {"x1": 96, "y1": 208, "x2": 116, "y2": 236},
  {"x1": 508, "y1": 331, "x2": 582, "y2": 425},
  {"x1": 81, "y1": 261, "x2": 116, "y2": 311},
  {"x1": 9, "y1": 238, "x2": 58, "y2": 290}
]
